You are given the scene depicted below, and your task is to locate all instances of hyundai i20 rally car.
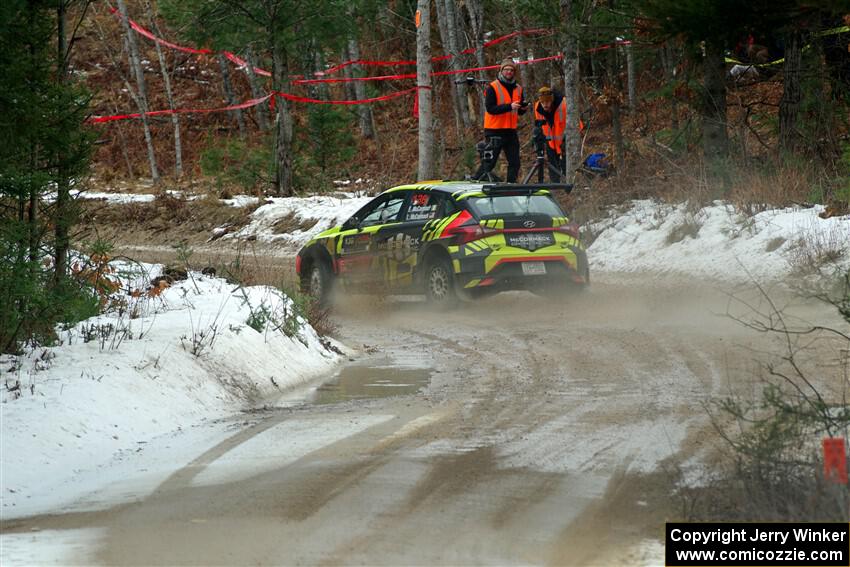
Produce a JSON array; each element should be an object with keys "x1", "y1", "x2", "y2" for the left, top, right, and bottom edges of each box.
[{"x1": 296, "y1": 181, "x2": 589, "y2": 307}]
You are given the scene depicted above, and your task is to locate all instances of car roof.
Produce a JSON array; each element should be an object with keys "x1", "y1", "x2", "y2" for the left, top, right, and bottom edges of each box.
[{"x1": 381, "y1": 181, "x2": 556, "y2": 201}]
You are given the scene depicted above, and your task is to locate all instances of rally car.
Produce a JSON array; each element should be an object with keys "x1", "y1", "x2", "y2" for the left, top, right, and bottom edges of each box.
[{"x1": 295, "y1": 181, "x2": 589, "y2": 307}]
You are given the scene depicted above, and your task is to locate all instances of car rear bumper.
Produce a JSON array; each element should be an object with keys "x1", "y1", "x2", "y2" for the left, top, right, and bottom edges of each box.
[{"x1": 456, "y1": 253, "x2": 587, "y2": 291}]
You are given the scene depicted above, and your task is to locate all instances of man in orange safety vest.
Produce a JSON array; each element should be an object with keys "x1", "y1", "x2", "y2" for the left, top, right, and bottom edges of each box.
[
  {"x1": 473, "y1": 58, "x2": 528, "y2": 183},
  {"x1": 533, "y1": 86, "x2": 583, "y2": 182}
]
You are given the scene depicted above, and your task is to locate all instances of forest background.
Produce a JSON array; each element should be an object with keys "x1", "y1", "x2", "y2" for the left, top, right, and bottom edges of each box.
[{"x1": 1, "y1": 0, "x2": 849, "y2": 351}]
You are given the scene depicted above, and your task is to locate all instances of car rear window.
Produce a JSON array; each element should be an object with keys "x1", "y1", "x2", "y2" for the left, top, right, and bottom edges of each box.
[{"x1": 466, "y1": 194, "x2": 564, "y2": 218}]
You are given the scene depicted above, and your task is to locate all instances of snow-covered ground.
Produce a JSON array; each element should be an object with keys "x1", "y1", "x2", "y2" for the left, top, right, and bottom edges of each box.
[
  {"x1": 0, "y1": 192, "x2": 847, "y2": 565},
  {"x1": 1, "y1": 262, "x2": 344, "y2": 519},
  {"x1": 589, "y1": 200, "x2": 850, "y2": 283}
]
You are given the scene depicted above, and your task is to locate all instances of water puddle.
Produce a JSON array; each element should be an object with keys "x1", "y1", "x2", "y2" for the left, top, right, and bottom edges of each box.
[{"x1": 310, "y1": 362, "x2": 431, "y2": 405}]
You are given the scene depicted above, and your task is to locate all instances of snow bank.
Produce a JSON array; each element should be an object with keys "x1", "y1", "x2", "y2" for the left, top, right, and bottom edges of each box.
[
  {"x1": 589, "y1": 200, "x2": 850, "y2": 283},
  {"x1": 226, "y1": 194, "x2": 370, "y2": 249},
  {"x1": 0, "y1": 263, "x2": 342, "y2": 517}
]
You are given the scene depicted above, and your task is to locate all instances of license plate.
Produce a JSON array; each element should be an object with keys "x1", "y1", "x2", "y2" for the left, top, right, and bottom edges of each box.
[{"x1": 521, "y1": 261, "x2": 547, "y2": 276}]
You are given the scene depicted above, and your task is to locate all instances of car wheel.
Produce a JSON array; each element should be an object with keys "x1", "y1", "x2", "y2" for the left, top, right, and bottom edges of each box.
[
  {"x1": 424, "y1": 256, "x2": 457, "y2": 307},
  {"x1": 306, "y1": 260, "x2": 334, "y2": 307}
]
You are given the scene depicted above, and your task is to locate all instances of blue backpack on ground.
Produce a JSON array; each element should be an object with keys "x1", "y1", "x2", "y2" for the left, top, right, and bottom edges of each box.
[{"x1": 583, "y1": 153, "x2": 608, "y2": 173}]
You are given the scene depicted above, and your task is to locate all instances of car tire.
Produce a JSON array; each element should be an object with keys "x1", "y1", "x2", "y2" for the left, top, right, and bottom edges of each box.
[
  {"x1": 306, "y1": 259, "x2": 334, "y2": 308},
  {"x1": 424, "y1": 256, "x2": 457, "y2": 308}
]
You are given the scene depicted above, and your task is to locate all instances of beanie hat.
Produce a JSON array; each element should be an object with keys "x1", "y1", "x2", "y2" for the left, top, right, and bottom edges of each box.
[
  {"x1": 537, "y1": 86, "x2": 554, "y2": 101},
  {"x1": 499, "y1": 58, "x2": 517, "y2": 73}
]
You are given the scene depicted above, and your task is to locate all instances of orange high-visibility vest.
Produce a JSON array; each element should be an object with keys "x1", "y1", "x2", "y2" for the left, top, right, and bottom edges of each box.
[
  {"x1": 534, "y1": 100, "x2": 566, "y2": 154},
  {"x1": 534, "y1": 99, "x2": 584, "y2": 154},
  {"x1": 483, "y1": 81, "x2": 523, "y2": 130}
]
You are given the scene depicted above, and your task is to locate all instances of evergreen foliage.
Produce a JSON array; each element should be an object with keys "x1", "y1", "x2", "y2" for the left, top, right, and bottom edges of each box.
[{"x1": 0, "y1": 0, "x2": 95, "y2": 352}]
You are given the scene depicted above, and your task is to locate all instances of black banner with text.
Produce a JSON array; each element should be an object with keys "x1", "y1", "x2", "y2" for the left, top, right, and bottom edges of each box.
[{"x1": 666, "y1": 523, "x2": 849, "y2": 566}]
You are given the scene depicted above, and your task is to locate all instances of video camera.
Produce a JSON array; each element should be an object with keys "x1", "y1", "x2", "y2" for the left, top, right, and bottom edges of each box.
[{"x1": 531, "y1": 126, "x2": 547, "y2": 154}]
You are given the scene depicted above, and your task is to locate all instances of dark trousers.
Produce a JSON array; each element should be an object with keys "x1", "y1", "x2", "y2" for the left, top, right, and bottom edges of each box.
[
  {"x1": 546, "y1": 145, "x2": 565, "y2": 183},
  {"x1": 475, "y1": 131, "x2": 520, "y2": 182}
]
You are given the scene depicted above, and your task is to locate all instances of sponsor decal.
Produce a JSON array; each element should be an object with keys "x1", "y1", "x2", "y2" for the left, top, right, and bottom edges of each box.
[
  {"x1": 507, "y1": 232, "x2": 555, "y2": 251},
  {"x1": 341, "y1": 233, "x2": 371, "y2": 253}
]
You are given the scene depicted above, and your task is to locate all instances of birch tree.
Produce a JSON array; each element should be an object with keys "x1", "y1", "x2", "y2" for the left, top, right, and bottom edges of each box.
[
  {"x1": 465, "y1": 0, "x2": 487, "y2": 117},
  {"x1": 144, "y1": 0, "x2": 182, "y2": 176},
  {"x1": 443, "y1": 0, "x2": 471, "y2": 128},
  {"x1": 347, "y1": 36, "x2": 376, "y2": 139},
  {"x1": 560, "y1": 0, "x2": 582, "y2": 182},
  {"x1": 116, "y1": 0, "x2": 159, "y2": 183},
  {"x1": 416, "y1": 0, "x2": 435, "y2": 180},
  {"x1": 435, "y1": 0, "x2": 468, "y2": 135}
]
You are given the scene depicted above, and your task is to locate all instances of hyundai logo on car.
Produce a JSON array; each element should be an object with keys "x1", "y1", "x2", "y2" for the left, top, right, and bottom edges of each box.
[{"x1": 523, "y1": 220, "x2": 536, "y2": 228}]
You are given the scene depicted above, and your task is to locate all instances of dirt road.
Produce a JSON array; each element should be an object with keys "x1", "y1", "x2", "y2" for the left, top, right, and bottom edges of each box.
[{"x1": 4, "y1": 275, "x2": 840, "y2": 565}]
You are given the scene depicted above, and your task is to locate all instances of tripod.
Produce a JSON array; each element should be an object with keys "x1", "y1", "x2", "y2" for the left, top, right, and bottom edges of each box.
[
  {"x1": 470, "y1": 137, "x2": 503, "y2": 182},
  {"x1": 522, "y1": 127, "x2": 565, "y2": 184}
]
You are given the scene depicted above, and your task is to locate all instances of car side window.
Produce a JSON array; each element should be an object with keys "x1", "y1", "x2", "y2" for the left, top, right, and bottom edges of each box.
[
  {"x1": 360, "y1": 195, "x2": 406, "y2": 227},
  {"x1": 404, "y1": 192, "x2": 445, "y2": 222}
]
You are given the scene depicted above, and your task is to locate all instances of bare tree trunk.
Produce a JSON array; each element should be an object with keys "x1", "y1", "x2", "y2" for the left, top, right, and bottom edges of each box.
[
  {"x1": 416, "y1": 0, "x2": 435, "y2": 180},
  {"x1": 702, "y1": 40, "x2": 728, "y2": 160},
  {"x1": 116, "y1": 0, "x2": 159, "y2": 184},
  {"x1": 272, "y1": 45, "x2": 293, "y2": 196},
  {"x1": 626, "y1": 41, "x2": 636, "y2": 110},
  {"x1": 513, "y1": 10, "x2": 535, "y2": 91},
  {"x1": 779, "y1": 30, "x2": 802, "y2": 153},
  {"x1": 443, "y1": 0, "x2": 470, "y2": 128},
  {"x1": 608, "y1": 42, "x2": 625, "y2": 173},
  {"x1": 245, "y1": 47, "x2": 270, "y2": 131},
  {"x1": 54, "y1": 1, "x2": 68, "y2": 277},
  {"x1": 217, "y1": 53, "x2": 246, "y2": 139},
  {"x1": 342, "y1": 46, "x2": 357, "y2": 101},
  {"x1": 661, "y1": 42, "x2": 679, "y2": 130},
  {"x1": 465, "y1": 0, "x2": 486, "y2": 118},
  {"x1": 434, "y1": 0, "x2": 462, "y2": 137},
  {"x1": 347, "y1": 37, "x2": 376, "y2": 139},
  {"x1": 144, "y1": 0, "x2": 182, "y2": 177},
  {"x1": 560, "y1": 0, "x2": 581, "y2": 182},
  {"x1": 25, "y1": 5, "x2": 39, "y2": 267},
  {"x1": 311, "y1": 49, "x2": 328, "y2": 100}
]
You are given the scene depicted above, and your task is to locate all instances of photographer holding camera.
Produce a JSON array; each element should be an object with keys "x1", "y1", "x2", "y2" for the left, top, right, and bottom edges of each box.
[
  {"x1": 472, "y1": 58, "x2": 528, "y2": 183},
  {"x1": 533, "y1": 86, "x2": 583, "y2": 183}
]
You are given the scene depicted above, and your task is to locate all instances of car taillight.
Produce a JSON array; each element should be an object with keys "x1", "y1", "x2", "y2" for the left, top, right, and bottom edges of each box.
[
  {"x1": 447, "y1": 224, "x2": 495, "y2": 244},
  {"x1": 557, "y1": 223, "x2": 581, "y2": 239}
]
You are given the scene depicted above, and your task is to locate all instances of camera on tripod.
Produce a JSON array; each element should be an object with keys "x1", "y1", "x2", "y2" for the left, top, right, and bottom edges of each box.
[{"x1": 531, "y1": 126, "x2": 547, "y2": 155}]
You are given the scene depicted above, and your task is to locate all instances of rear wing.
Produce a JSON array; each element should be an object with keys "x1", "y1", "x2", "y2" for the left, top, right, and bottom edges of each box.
[{"x1": 480, "y1": 183, "x2": 574, "y2": 195}]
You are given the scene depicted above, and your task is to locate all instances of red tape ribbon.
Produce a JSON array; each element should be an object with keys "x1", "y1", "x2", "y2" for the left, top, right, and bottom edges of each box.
[
  {"x1": 89, "y1": 95, "x2": 272, "y2": 123},
  {"x1": 114, "y1": 10, "x2": 555, "y2": 79},
  {"x1": 293, "y1": 54, "x2": 564, "y2": 85},
  {"x1": 89, "y1": 87, "x2": 431, "y2": 123}
]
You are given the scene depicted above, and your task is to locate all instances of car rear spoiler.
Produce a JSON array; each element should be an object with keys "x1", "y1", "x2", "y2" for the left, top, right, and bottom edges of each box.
[{"x1": 480, "y1": 183, "x2": 574, "y2": 195}]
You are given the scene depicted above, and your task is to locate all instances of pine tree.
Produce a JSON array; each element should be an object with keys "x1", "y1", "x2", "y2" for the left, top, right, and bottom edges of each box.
[{"x1": 0, "y1": 0, "x2": 95, "y2": 351}]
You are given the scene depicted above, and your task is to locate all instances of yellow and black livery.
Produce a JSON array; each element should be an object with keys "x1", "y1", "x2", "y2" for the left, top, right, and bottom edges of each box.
[{"x1": 296, "y1": 181, "x2": 589, "y2": 306}]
